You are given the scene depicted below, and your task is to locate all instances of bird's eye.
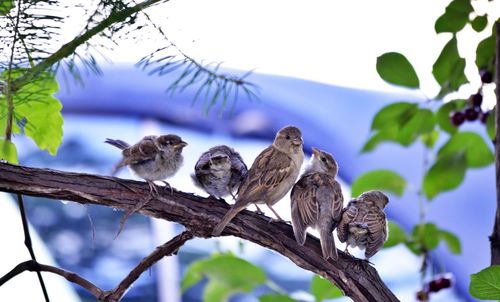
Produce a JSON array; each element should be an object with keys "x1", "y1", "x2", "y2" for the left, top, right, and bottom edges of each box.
[
  {"x1": 166, "y1": 141, "x2": 172, "y2": 145},
  {"x1": 286, "y1": 135, "x2": 290, "y2": 140},
  {"x1": 321, "y1": 157, "x2": 326, "y2": 162}
]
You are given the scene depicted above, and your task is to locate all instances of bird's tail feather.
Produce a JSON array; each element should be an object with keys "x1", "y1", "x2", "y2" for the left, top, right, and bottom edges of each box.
[
  {"x1": 212, "y1": 204, "x2": 246, "y2": 236},
  {"x1": 320, "y1": 226, "x2": 338, "y2": 260},
  {"x1": 105, "y1": 138, "x2": 130, "y2": 150}
]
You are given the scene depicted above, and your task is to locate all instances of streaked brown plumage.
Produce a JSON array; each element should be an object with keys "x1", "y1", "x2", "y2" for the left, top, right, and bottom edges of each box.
[
  {"x1": 291, "y1": 148, "x2": 343, "y2": 260},
  {"x1": 337, "y1": 190, "x2": 389, "y2": 260},
  {"x1": 192, "y1": 145, "x2": 248, "y2": 199},
  {"x1": 105, "y1": 134, "x2": 187, "y2": 193},
  {"x1": 212, "y1": 125, "x2": 304, "y2": 236}
]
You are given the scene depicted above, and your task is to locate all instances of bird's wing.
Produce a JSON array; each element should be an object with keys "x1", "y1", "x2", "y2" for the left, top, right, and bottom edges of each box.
[
  {"x1": 365, "y1": 211, "x2": 387, "y2": 258},
  {"x1": 122, "y1": 140, "x2": 158, "y2": 165},
  {"x1": 291, "y1": 174, "x2": 319, "y2": 245},
  {"x1": 194, "y1": 151, "x2": 212, "y2": 177},
  {"x1": 236, "y1": 146, "x2": 293, "y2": 203},
  {"x1": 230, "y1": 148, "x2": 248, "y2": 180},
  {"x1": 337, "y1": 199, "x2": 359, "y2": 243}
]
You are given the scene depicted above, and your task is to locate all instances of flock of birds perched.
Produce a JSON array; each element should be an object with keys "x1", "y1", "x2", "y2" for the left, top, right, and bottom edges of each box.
[{"x1": 105, "y1": 125, "x2": 390, "y2": 261}]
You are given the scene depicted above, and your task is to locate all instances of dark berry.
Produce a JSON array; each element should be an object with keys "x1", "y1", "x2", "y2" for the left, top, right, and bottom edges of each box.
[
  {"x1": 439, "y1": 277, "x2": 452, "y2": 289},
  {"x1": 465, "y1": 108, "x2": 480, "y2": 121},
  {"x1": 480, "y1": 69, "x2": 493, "y2": 84},
  {"x1": 480, "y1": 110, "x2": 490, "y2": 124},
  {"x1": 416, "y1": 289, "x2": 429, "y2": 301},
  {"x1": 450, "y1": 111, "x2": 465, "y2": 126},
  {"x1": 470, "y1": 93, "x2": 483, "y2": 107},
  {"x1": 428, "y1": 279, "x2": 441, "y2": 292}
]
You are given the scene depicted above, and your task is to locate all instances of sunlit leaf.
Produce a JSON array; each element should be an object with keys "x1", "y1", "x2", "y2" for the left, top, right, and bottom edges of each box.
[
  {"x1": 423, "y1": 152, "x2": 466, "y2": 199},
  {"x1": 376, "y1": 53, "x2": 420, "y2": 88},
  {"x1": 0, "y1": 70, "x2": 63, "y2": 155},
  {"x1": 351, "y1": 170, "x2": 406, "y2": 198},
  {"x1": 438, "y1": 132, "x2": 494, "y2": 168},
  {"x1": 435, "y1": 0, "x2": 473, "y2": 33},
  {"x1": 362, "y1": 128, "x2": 399, "y2": 153},
  {"x1": 470, "y1": 266, "x2": 500, "y2": 300},
  {"x1": 471, "y1": 15, "x2": 488, "y2": 32},
  {"x1": 436, "y1": 99, "x2": 467, "y2": 134},
  {"x1": 259, "y1": 294, "x2": 297, "y2": 302},
  {"x1": 384, "y1": 221, "x2": 407, "y2": 248},
  {"x1": 413, "y1": 223, "x2": 440, "y2": 251},
  {"x1": 432, "y1": 37, "x2": 468, "y2": 99},
  {"x1": 182, "y1": 253, "x2": 266, "y2": 302},
  {"x1": 439, "y1": 230, "x2": 461, "y2": 254},
  {"x1": 310, "y1": 275, "x2": 343, "y2": 302},
  {"x1": 0, "y1": 0, "x2": 14, "y2": 15},
  {"x1": 0, "y1": 139, "x2": 18, "y2": 164}
]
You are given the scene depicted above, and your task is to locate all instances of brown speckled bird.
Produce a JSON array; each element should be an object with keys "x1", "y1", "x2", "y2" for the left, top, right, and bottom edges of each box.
[
  {"x1": 212, "y1": 125, "x2": 304, "y2": 236},
  {"x1": 291, "y1": 148, "x2": 343, "y2": 260},
  {"x1": 105, "y1": 134, "x2": 187, "y2": 193},
  {"x1": 192, "y1": 145, "x2": 248, "y2": 200},
  {"x1": 337, "y1": 190, "x2": 389, "y2": 260}
]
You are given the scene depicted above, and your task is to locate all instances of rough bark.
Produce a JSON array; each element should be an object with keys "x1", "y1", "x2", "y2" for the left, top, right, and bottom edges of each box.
[{"x1": 0, "y1": 162, "x2": 399, "y2": 302}]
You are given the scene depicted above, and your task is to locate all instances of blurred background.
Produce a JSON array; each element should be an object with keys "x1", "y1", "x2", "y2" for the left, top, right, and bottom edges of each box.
[{"x1": 1, "y1": 0, "x2": 499, "y2": 301}]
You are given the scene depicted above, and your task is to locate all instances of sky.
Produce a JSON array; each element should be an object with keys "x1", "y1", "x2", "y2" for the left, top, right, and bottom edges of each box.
[{"x1": 91, "y1": 0, "x2": 499, "y2": 103}]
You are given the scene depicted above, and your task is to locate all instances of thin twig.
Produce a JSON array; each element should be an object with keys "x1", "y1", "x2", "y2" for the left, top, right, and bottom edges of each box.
[
  {"x1": 491, "y1": 20, "x2": 500, "y2": 265},
  {"x1": 16, "y1": 193, "x2": 50, "y2": 302},
  {"x1": 0, "y1": 260, "x2": 104, "y2": 299},
  {"x1": 105, "y1": 230, "x2": 194, "y2": 301}
]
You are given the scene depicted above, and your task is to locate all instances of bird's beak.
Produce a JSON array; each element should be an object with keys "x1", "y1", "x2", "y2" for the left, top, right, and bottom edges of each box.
[
  {"x1": 173, "y1": 141, "x2": 188, "y2": 150},
  {"x1": 311, "y1": 147, "x2": 320, "y2": 156},
  {"x1": 292, "y1": 137, "x2": 303, "y2": 146}
]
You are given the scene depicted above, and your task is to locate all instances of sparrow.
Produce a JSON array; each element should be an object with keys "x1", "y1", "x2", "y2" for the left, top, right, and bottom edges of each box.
[
  {"x1": 212, "y1": 125, "x2": 304, "y2": 236},
  {"x1": 290, "y1": 147, "x2": 343, "y2": 260},
  {"x1": 192, "y1": 145, "x2": 248, "y2": 200},
  {"x1": 105, "y1": 134, "x2": 187, "y2": 194},
  {"x1": 337, "y1": 190, "x2": 389, "y2": 260}
]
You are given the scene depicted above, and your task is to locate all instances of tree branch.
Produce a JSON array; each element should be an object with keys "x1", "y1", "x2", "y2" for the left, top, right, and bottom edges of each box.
[
  {"x1": 492, "y1": 20, "x2": 500, "y2": 265},
  {"x1": 11, "y1": 0, "x2": 169, "y2": 90},
  {"x1": 0, "y1": 162, "x2": 399, "y2": 302},
  {"x1": 0, "y1": 260, "x2": 104, "y2": 299},
  {"x1": 104, "y1": 231, "x2": 194, "y2": 302}
]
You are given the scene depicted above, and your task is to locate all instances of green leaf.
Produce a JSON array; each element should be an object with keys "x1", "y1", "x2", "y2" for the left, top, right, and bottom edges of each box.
[
  {"x1": 432, "y1": 37, "x2": 468, "y2": 99},
  {"x1": 471, "y1": 15, "x2": 488, "y2": 32},
  {"x1": 371, "y1": 102, "x2": 419, "y2": 130},
  {"x1": 476, "y1": 31, "x2": 496, "y2": 71},
  {"x1": 439, "y1": 230, "x2": 461, "y2": 254},
  {"x1": 421, "y1": 130, "x2": 439, "y2": 148},
  {"x1": 398, "y1": 109, "x2": 435, "y2": 145},
  {"x1": 434, "y1": 0, "x2": 473, "y2": 33},
  {"x1": 0, "y1": 0, "x2": 14, "y2": 15},
  {"x1": 376, "y1": 53, "x2": 420, "y2": 88},
  {"x1": 310, "y1": 275, "x2": 343, "y2": 302},
  {"x1": 487, "y1": 107, "x2": 495, "y2": 140},
  {"x1": 362, "y1": 105, "x2": 435, "y2": 152},
  {"x1": 259, "y1": 294, "x2": 297, "y2": 302},
  {"x1": 0, "y1": 70, "x2": 63, "y2": 155},
  {"x1": 351, "y1": 170, "x2": 406, "y2": 198},
  {"x1": 204, "y1": 282, "x2": 231, "y2": 302},
  {"x1": 181, "y1": 253, "x2": 267, "y2": 301},
  {"x1": 413, "y1": 223, "x2": 440, "y2": 251},
  {"x1": 423, "y1": 152, "x2": 466, "y2": 199},
  {"x1": 0, "y1": 139, "x2": 18, "y2": 164},
  {"x1": 470, "y1": 266, "x2": 500, "y2": 300},
  {"x1": 384, "y1": 221, "x2": 407, "y2": 248},
  {"x1": 438, "y1": 132, "x2": 494, "y2": 168},
  {"x1": 436, "y1": 99, "x2": 467, "y2": 134}
]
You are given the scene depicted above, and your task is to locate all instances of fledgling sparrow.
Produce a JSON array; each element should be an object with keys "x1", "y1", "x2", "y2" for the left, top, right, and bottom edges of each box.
[
  {"x1": 212, "y1": 125, "x2": 304, "y2": 236},
  {"x1": 105, "y1": 134, "x2": 187, "y2": 193},
  {"x1": 337, "y1": 190, "x2": 389, "y2": 260},
  {"x1": 192, "y1": 145, "x2": 248, "y2": 200},
  {"x1": 290, "y1": 148, "x2": 343, "y2": 260}
]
